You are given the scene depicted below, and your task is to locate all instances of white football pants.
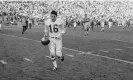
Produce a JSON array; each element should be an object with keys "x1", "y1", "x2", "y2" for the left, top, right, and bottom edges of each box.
[{"x1": 48, "y1": 37, "x2": 62, "y2": 57}]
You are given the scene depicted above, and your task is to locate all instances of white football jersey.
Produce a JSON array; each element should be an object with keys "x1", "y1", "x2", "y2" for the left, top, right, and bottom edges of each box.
[{"x1": 45, "y1": 18, "x2": 64, "y2": 38}]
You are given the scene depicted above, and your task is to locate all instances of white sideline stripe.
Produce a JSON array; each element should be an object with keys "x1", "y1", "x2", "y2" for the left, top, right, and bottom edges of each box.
[
  {"x1": 1, "y1": 34, "x2": 133, "y2": 65},
  {"x1": 114, "y1": 48, "x2": 123, "y2": 51},
  {"x1": 24, "y1": 58, "x2": 32, "y2": 62},
  {"x1": 0, "y1": 60, "x2": 7, "y2": 64},
  {"x1": 78, "y1": 52, "x2": 133, "y2": 64},
  {"x1": 99, "y1": 50, "x2": 109, "y2": 53},
  {"x1": 86, "y1": 52, "x2": 133, "y2": 64},
  {"x1": 65, "y1": 54, "x2": 74, "y2": 57}
]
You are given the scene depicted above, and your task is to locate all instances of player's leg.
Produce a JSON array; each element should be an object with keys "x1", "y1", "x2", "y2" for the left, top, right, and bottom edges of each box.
[
  {"x1": 29, "y1": 23, "x2": 30, "y2": 29},
  {"x1": 56, "y1": 39, "x2": 64, "y2": 62},
  {"x1": 30, "y1": 23, "x2": 32, "y2": 29},
  {"x1": 87, "y1": 27, "x2": 89, "y2": 35},
  {"x1": 29, "y1": 23, "x2": 31, "y2": 29},
  {"x1": 0, "y1": 24, "x2": 1, "y2": 30},
  {"x1": 84, "y1": 26, "x2": 87, "y2": 36},
  {"x1": 101, "y1": 25, "x2": 104, "y2": 31},
  {"x1": 89, "y1": 26, "x2": 91, "y2": 31},
  {"x1": 25, "y1": 25, "x2": 28, "y2": 32},
  {"x1": 22, "y1": 26, "x2": 25, "y2": 34},
  {"x1": 73, "y1": 26, "x2": 76, "y2": 31},
  {"x1": 48, "y1": 39, "x2": 57, "y2": 70},
  {"x1": 122, "y1": 25, "x2": 125, "y2": 30},
  {"x1": 121, "y1": 23, "x2": 125, "y2": 30},
  {"x1": 24, "y1": 26, "x2": 27, "y2": 33},
  {"x1": 84, "y1": 30, "x2": 87, "y2": 36},
  {"x1": 49, "y1": 40, "x2": 56, "y2": 57},
  {"x1": 101, "y1": 22, "x2": 104, "y2": 31},
  {"x1": 23, "y1": 25, "x2": 28, "y2": 34},
  {"x1": 109, "y1": 22, "x2": 111, "y2": 28},
  {"x1": 92, "y1": 25, "x2": 95, "y2": 31},
  {"x1": 101, "y1": 27, "x2": 104, "y2": 31}
]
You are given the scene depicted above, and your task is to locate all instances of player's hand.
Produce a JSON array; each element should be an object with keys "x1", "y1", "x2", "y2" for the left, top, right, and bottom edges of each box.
[
  {"x1": 62, "y1": 28, "x2": 66, "y2": 34},
  {"x1": 44, "y1": 32, "x2": 48, "y2": 37}
]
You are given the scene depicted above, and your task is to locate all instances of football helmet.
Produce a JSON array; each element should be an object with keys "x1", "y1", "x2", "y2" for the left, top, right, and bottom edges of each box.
[{"x1": 41, "y1": 37, "x2": 50, "y2": 45}]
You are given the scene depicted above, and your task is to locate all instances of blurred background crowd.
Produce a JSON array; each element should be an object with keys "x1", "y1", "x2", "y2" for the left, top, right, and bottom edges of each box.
[{"x1": 0, "y1": 0, "x2": 133, "y2": 28}]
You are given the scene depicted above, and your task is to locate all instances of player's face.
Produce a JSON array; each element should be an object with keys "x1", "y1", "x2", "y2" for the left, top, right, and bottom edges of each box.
[{"x1": 51, "y1": 14, "x2": 57, "y2": 22}]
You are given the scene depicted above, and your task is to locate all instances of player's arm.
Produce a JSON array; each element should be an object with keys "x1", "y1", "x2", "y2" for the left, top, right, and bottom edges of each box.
[
  {"x1": 44, "y1": 24, "x2": 49, "y2": 37},
  {"x1": 60, "y1": 22, "x2": 66, "y2": 34}
]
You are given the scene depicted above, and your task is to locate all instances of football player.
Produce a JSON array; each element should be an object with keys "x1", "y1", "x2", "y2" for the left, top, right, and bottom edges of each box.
[
  {"x1": 28, "y1": 18, "x2": 32, "y2": 29},
  {"x1": 83, "y1": 14, "x2": 90, "y2": 36},
  {"x1": 73, "y1": 20, "x2": 77, "y2": 30},
  {"x1": 83, "y1": 20, "x2": 90, "y2": 36},
  {"x1": 22, "y1": 17, "x2": 28, "y2": 34},
  {"x1": 44, "y1": 10, "x2": 65, "y2": 70},
  {"x1": 100, "y1": 17, "x2": 105, "y2": 32},
  {"x1": 0, "y1": 16, "x2": 2, "y2": 31},
  {"x1": 122, "y1": 19, "x2": 126, "y2": 30},
  {"x1": 108, "y1": 19, "x2": 112, "y2": 28},
  {"x1": 90, "y1": 18, "x2": 95, "y2": 32}
]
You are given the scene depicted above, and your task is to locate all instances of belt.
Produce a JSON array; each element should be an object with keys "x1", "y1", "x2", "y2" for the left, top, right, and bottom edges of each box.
[{"x1": 50, "y1": 37, "x2": 61, "y2": 40}]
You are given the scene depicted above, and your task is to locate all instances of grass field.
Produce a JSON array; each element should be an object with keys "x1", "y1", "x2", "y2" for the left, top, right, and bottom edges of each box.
[{"x1": 1, "y1": 24, "x2": 133, "y2": 80}]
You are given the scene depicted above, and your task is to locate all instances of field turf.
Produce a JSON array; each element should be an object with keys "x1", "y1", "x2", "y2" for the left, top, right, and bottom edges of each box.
[{"x1": 1, "y1": 24, "x2": 133, "y2": 80}]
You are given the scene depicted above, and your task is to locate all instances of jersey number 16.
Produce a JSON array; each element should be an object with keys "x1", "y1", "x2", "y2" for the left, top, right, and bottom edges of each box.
[{"x1": 49, "y1": 24, "x2": 58, "y2": 33}]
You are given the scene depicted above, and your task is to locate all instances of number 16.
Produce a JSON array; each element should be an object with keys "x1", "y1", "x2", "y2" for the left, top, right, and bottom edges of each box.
[{"x1": 49, "y1": 24, "x2": 58, "y2": 33}]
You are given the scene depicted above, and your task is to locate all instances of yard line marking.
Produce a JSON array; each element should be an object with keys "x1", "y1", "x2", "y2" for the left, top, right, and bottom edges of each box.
[
  {"x1": 114, "y1": 48, "x2": 123, "y2": 51},
  {"x1": 65, "y1": 54, "x2": 74, "y2": 57},
  {"x1": 0, "y1": 60, "x2": 7, "y2": 64},
  {"x1": 78, "y1": 52, "x2": 85, "y2": 54},
  {"x1": 2, "y1": 34, "x2": 133, "y2": 65},
  {"x1": 99, "y1": 50, "x2": 109, "y2": 53},
  {"x1": 78, "y1": 51, "x2": 93, "y2": 55},
  {"x1": 24, "y1": 58, "x2": 32, "y2": 62}
]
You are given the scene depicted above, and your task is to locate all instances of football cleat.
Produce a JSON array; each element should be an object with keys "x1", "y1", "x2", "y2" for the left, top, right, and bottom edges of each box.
[
  {"x1": 60, "y1": 56, "x2": 64, "y2": 62},
  {"x1": 53, "y1": 66, "x2": 57, "y2": 70},
  {"x1": 41, "y1": 37, "x2": 50, "y2": 45},
  {"x1": 58, "y1": 56, "x2": 64, "y2": 62}
]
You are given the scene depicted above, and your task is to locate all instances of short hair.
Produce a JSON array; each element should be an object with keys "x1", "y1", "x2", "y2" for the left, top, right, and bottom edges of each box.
[{"x1": 51, "y1": 10, "x2": 57, "y2": 16}]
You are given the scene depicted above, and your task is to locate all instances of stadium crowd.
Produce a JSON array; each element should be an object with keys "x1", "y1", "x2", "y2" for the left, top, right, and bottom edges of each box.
[{"x1": 0, "y1": 0, "x2": 133, "y2": 30}]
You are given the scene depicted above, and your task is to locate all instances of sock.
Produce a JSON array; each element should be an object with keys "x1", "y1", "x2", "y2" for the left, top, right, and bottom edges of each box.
[{"x1": 52, "y1": 60, "x2": 57, "y2": 68}]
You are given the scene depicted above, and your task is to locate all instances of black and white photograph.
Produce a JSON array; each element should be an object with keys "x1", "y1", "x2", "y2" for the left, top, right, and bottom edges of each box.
[{"x1": 0, "y1": 0, "x2": 133, "y2": 80}]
